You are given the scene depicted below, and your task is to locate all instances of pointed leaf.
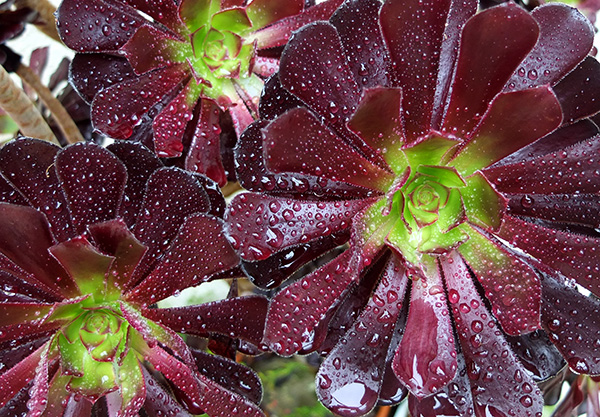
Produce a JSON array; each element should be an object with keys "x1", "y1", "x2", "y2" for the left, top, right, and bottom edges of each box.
[
  {"x1": 141, "y1": 367, "x2": 192, "y2": 417},
  {"x1": 442, "y1": 4, "x2": 539, "y2": 137},
  {"x1": 380, "y1": 0, "x2": 451, "y2": 142},
  {"x1": 0, "y1": 173, "x2": 27, "y2": 207},
  {"x1": 392, "y1": 259, "x2": 457, "y2": 398},
  {"x1": 317, "y1": 256, "x2": 409, "y2": 417},
  {"x1": 263, "y1": 250, "x2": 356, "y2": 356},
  {"x1": 0, "y1": 341, "x2": 45, "y2": 408},
  {"x1": 264, "y1": 107, "x2": 394, "y2": 191},
  {"x1": 127, "y1": 214, "x2": 239, "y2": 304},
  {"x1": 507, "y1": 193, "x2": 600, "y2": 228},
  {"x1": 443, "y1": 252, "x2": 544, "y2": 417},
  {"x1": 226, "y1": 193, "x2": 371, "y2": 261},
  {"x1": 122, "y1": 24, "x2": 187, "y2": 75},
  {"x1": 553, "y1": 56, "x2": 600, "y2": 123},
  {"x1": 56, "y1": 143, "x2": 127, "y2": 234}
]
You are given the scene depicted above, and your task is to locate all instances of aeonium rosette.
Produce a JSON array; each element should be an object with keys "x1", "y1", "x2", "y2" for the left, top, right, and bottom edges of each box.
[
  {"x1": 0, "y1": 138, "x2": 268, "y2": 416},
  {"x1": 227, "y1": 0, "x2": 600, "y2": 416},
  {"x1": 56, "y1": 0, "x2": 343, "y2": 186}
]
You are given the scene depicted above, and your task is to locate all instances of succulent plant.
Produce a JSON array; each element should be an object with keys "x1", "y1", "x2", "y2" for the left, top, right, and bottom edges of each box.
[
  {"x1": 0, "y1": 138, "x2": 268, "y2": 416},
  {"x1": 227, "y1": 0, "x2": 600, "y2": 415},
  {"x1": 56, "y1": 0, "x2": 344, "y2": 186}
]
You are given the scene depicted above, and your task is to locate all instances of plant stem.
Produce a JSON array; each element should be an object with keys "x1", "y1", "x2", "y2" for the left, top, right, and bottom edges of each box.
[
  {"x1": 0, "y1": 64, "x2": 58, "y2": 144},
  {"x1": 222, "y1": 181, "x2": 241, "y2": 197},
  {"x1": 15, "y1": 0, "x2": 61, "y2": 43},
  {"x1": 16, "y1": 63, "x2": 84, "y2": 144}
]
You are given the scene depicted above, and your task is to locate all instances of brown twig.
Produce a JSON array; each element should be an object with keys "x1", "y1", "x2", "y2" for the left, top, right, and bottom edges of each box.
[
  {"x1": 0, "y1": 64, "x2": 58, "y2": 144},
  {"x1": 15, "y1": 0, "x2": 61, "y2": 43},
  {"x1": 375, "y1": 406, "x2": 391, "y2": 417},
  {"x1": 16, "y1": 63, "x2": 84, "y2": 144}
]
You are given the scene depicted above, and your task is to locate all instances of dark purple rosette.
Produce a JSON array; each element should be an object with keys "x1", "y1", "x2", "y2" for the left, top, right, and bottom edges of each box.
[
  {"x1": 227, "y1": 0, "x2": 600, "y2": 415},
  {"x1": 0, "y1": 138, "x2": 268, "y2": 416},
  {"x1": 55, "y1": 0, "x2": 344, "y2": 186}
]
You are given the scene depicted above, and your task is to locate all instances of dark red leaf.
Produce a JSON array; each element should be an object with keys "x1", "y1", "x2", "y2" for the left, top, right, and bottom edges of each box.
[
  {"x1": 0, "y1": 341, "x2": 45, "y2": 408},
  {"x1": 56, "y1": 142, "x2": 127, "y2": 234},
  {"x1": 226, "y1": 193, "x2": 371, "y2": 261},
  {"x1": 258, "y1": 75, "x2": 304, "y2": 121},
  {"x1": 57, "y1": 0, "x2": 146, "y2": 52},
  {"x1": 129, "y1": 167, "x2": 210, "y2": 288},
  {"x1": 316, "y1": 256, "x2": 408, "y2": 417},
  {"x1": 91, "y1": 64, "x2": 188, "y2": 139},
  {"x1": 507, "y1": 193, "x2": 600, "y2": 228},
  {"x1": 380, "y1": 0, "x2": 451, "y2": 142},
  {"x1": 450, "y1": 86, "x2": 562, "y2": 176},
  {"x1": 0, "y1": 203, "x2": 76, "y2": 298},
  {"x1": 392, "y1": 261, "x2": 457, "y2": 398},
  {"x1": 142, "y1": 368, "x2": 192, "y2": 417},
  {"x1": 88, "y1": 219, "x2": 148, "y2": 291},
  {"x1": 442, "y1": 4, "x2": 539, "y2": 137},
  {"x1": 142, "y1": 296, "x2": 268, "y2": 346},
  {"x1": 497, "y1": 216, "x2": 600, "y2": 297},
  {"x1": 0, "y1": 174, "x2": 26, "y2": 207},
  {"x1": 69, "y1": 53, "x2": 137, "y2": 104},
  {"x1": 553, "y1": 56, "x2": 600, "y2": 123},
  {"x1": 506, "y1": 4, "x2": 593, "y2": 92},
  {"x1": 121, "y1": 0, "x2": 185, "y2": 35},
  {"x1": 191, "y1": 349, "x2": 262, "y2": 405},
  {"x1": 443, "y1": 252, "x2": 544, "y2": 417},
  {"x1": 185, "y1": 99, "x2": 227, "y2": 186},
  {"x1": 127, "y1": 214, "x2": 239, "y2": 304},
  {"x1": 505, "y1": 330, "x2": 565, "y2": 382},
  {"x1": 263, "y1": 250, "x2": 356, "y2": 356},
  {"x1": 106, "y1": 141, "x2": 163, "y2": 228},
  {"x1": 542, "y1": 272, "x2": 600, "y2": 375},
  {"x1": 264, "y1": 107, "x2": 394, "y2": 191},
  {"x1": 330, "y1": 0, "x2": 389, "y2": 90},
  {"x1": 0, "y1": 138, "x2": 75, "y2": 241},
  {"x1": 458, "y1": 225, "x2": 541, "y2": 335}
]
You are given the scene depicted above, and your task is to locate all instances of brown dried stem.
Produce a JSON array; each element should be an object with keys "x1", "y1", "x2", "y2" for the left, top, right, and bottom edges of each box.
[
  {"x1": 16, "y1": 64, "x2": 84, "y2": 144},
  {"x1": 15, "y1": 0, "x2": 61, "y2": 43},
  {"x1": 222, "y1": 181, "x2": 242, "y2": 197},
  {"x1": 0, "y1": 64, "x2": 58, "y2": 144}
]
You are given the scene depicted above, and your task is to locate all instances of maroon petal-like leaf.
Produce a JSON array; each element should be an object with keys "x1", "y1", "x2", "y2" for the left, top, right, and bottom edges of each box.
[
  {"x1": 0, "y1": 342, "x2": 45, "y2": 408},
  {"x1": 191, "y1": 174, "x2": 226, "y2": 219},
  {"x1": 250, "y1": 0, "x2": 344, "y2": 49},
  {"x1": 49, "y1": 236, "x2": 114, "y2": 297},
  {"x1": 278, "y1": 22, "x2": 361, "y2": 133},
  {"x1": 450, "y1": 86, "x2": 562, "y2": 176},
  {"x1": 263, "y1": 250, "x2": 356, "y2": 356},
  {"x1": 485, "y1": 134, "x2": 600, "y2": 195},
  {"x1": 142, "y1": 368, "x2": 192, "y2": 417},
  {"x1": 185, "y1": 99, "x2": 227, "y2": 186},
  {"x1": 193, "y1": 371, "x2": 265, "y2": 417},
  {"x1": 26, "y1": 343, "x2": 52, "y2": 416},
  {"x1": 0, "y1": 203, "x2": 76, "y2": 298},
  {"x1": 122, "y1": 0, "x2": 185, "y2": 35},
  {"x1": 317, "y1": 256, "x2": 408, "y2": 417},
  {"x1": 246, "y1": 0, "x2": 304, "y2": 30},
  {"x1": 0, "y1": 174, "x2": 27, "y2": 207},
  {"x1": 507, "y1": 193, "x2": 600, "y2": 228},
  {"x1": 129, "y1": 167, "x2": 210, "y2": 288},
  {"x1": 542, "y1": 272, "x2": 600, "y2": 375},
  {"x1": 88, "y1": 219, "x2": 147, "y2": 291},
  {"x1": 347, "y1": 87, "x2": 404, "y2": 158},
  {"x1": 152, "y1": 80, "x2": 196, "y2": 158},
  {"x1": 430, "y1": 0, "x2": 478, "y2": 129},
  {"x1": 505, "y1": 330, "x2": 565, "y2": 382},
  {"x1": 442, "y1": 4, "x2": 539, "y2": 137},
  {"x1": 106, "y1": 141, "x2": 163, "y2": 227},
  {"x1": 69, "y1": 53, "x2": 137, "y2": 104},
  {"x1": 380, "y1": 0, "x2": 450, "y2": 142},
  {"x1": 127, "y1": 214, "x2": 239, "y2": 304},
  {"x1": 0, "y1": 139, "x2": 75, "y2": 242},
  {"x1": 57, "y1": 0, "x2": 146, "y2": 52},
  {"x1": 142, "y1": 296, "x2": 268, "y2": 346},
  {"x1": 0, "y1": 302, "x2": 52, "y2": 326},
  {"x1": 240, "y1": 231, "x2": 349, "y2": 290},
  {"x1": 191, "y1": 349, "x2": 262, "y2": 405},
  {"x1": 443, "y1": 252, "x2": 544, "y2": 417},
  {"x1": 56, "y1": 143, "x2": 127, "y2": 234},
  {"x1": 408, "y1": 354, "x2": 475, "y2": 417},
  {"x1": 235, "y1": 121, "x2": 369, "y2": 199},
  {"x1": 91, "y1": 64, "x2": 188, "y2": 139},
  {"x1": 330, "y1": 0, "x2": 389, "y2": 90},
  {"x1": 497, "y1": 215, "x2": 600, "y2": 297},
  {"x1": 553, "y1": 56, "x2": 600, "y2": 123},
  {"x1": 459, "y1": 225, "x2": 541, "y2": 335},
  {"x1": 0, "y1": 270, "x2": 57, "y2": 303},
  {"x1": 258, "y1": 75, "x2": 304, "y2": 121},
  {"x1": 392, "y1": 261, "x2": 457, "y2": 398},
  {"x1": 226, "y1": 193, "x2": 371, "y2": 261},
  {"x1": 506, "y1": 4, "x2": 593, "y2": 92},
  {"x1": 264, "y1": 107, "x2": 394, "y2": 191}
]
